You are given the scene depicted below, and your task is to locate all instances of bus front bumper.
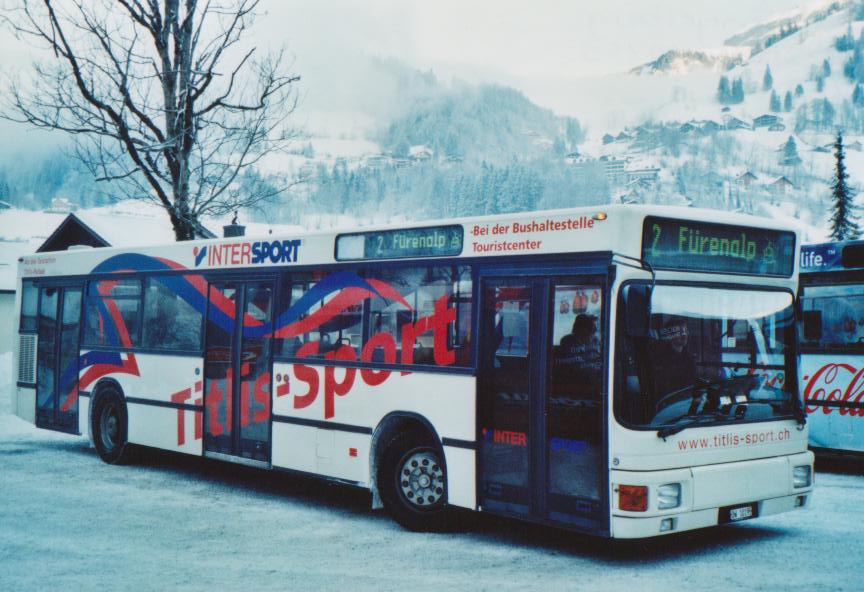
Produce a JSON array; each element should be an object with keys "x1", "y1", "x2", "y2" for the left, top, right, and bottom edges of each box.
[
  {"x1": 610, "y1": 492, "x2": 810, "y2": 539},
  {"x1": 609, "y1": 451, "x2": 814, "y2": 538}
]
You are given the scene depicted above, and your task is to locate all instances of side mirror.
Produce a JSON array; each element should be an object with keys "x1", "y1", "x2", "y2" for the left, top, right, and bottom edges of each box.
[{"x1": 625, "y1": 284, "x2": 651, "y2": 337}]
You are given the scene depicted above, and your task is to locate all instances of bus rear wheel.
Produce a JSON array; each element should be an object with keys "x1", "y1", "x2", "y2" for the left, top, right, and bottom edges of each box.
[
  {"x1": 92, "y1": 389, "x2": 133, "y2": 465},
  {"x1": 379, "y1": 431, "x2": 450, "y2": 531}
]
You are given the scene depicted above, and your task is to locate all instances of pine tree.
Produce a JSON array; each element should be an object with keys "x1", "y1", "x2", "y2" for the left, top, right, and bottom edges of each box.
[
  {"x1": 552, "y1": 136, "x2": 566, "y2": 156},
  {"x1": 763, "y1": 65, "x2": 774, "y2": 90},
  {"x1": 854, "y1": 84, "x2": 864, "y2": 107},
  {"x1": 782, "y1": 136, "x2": 802, "y2": 166},
  {"x1": 823, "y1": 98, "x2": 836, "y2": 129},
  {"x1": 836, "y1": 24, "x2": 855, "y2": 51},
  {"x1": 565, "y1": 118, "x2": 584, "y2": 147},
  {"x1": 770, "y1": 90, "x2": 781, "y2": 112},
  {"x1": 795, "y1": 83, "x2": 804, "y2": 96},
  {"x1": 731, "y1": 78, "x2": 745, "y2": 103},
  {"x1": 829, "y1": 132, "x2": 861, "y2": 241},
  {"x1": 844, "y1": 47, "x2": 864, "y2": 82},
  {"x1": 817, "y1": 76, "x2": 825, "y2": 92},
  {"x1": 784, "y1": 90, "x2": 793, "y2": 112},
  {"x1": 717, "y1": 75, "x2": 731, "y2": 104},
  {"x1": 823, "y1": 58, "x2": 832, "y2": 77}
]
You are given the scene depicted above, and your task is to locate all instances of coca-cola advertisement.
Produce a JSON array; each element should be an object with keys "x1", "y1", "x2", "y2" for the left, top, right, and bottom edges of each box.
[{"x1": 800, "y1": 355, "x2": 864, "y2": 453}]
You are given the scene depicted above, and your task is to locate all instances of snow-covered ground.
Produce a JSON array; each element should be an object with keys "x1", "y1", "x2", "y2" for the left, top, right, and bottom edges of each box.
[{"x1": 0, "y1": 409, "x2": 861, "y2": 591}]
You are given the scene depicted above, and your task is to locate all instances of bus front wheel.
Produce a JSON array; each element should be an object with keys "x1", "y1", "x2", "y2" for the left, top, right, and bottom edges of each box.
[
  {"x1": 379, "y1": 431, "x2": 451, "y2": 531},
  {"x1": 92, "y1": 388, "x2": 133, "y2": 465}
]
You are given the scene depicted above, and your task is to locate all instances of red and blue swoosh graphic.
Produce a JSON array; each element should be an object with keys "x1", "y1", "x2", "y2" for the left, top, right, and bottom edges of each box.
[{"x1": 73, "y1": 253, "x2": 413, "y2": 396}]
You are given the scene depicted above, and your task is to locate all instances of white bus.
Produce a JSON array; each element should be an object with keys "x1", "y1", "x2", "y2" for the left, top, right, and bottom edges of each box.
[
  {"x1": 800, "y1": 240, "x2": 864, "y2": 455},
  {"x1": 13, "y1": 205, "x2": 813, "y2": 537}
]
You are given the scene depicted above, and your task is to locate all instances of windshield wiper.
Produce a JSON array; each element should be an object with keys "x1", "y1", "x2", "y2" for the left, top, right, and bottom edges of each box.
[{"x1": 657, "y1": 411, "x2": 744, "y2": 440}]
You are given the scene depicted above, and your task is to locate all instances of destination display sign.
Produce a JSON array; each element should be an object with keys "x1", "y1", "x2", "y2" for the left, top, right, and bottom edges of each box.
[
  {"x1": 335, "y1": 225, "x2": 463, "y2": 261},
  {"x1": 642, "y1": 216, "x2": 795, "y2": 276}
]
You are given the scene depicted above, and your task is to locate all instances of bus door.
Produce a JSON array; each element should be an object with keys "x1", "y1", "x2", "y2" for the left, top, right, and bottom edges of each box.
[
  {"x1": 36, "y1": 284, "x2": 83, "y2": 434},
  {"x1": 203, "y1": 280, "x2": 274, "y2": 464},
  {"x1": 478, "y1": 275, "x2": 606, "y2": 530}
]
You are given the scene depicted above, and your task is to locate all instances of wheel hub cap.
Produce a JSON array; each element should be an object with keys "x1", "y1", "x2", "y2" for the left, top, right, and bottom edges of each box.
[
  {"x1": 399, "y1": 450, "x2": 444, "y2": 508},
  {"x1": 101, "y1": 405, "x2": 119, "y2": 448}
]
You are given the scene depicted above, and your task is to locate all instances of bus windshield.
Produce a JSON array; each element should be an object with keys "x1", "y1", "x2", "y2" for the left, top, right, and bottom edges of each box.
[{"x1": 616, "y1": 285, "x2": 797, "y2": 429}]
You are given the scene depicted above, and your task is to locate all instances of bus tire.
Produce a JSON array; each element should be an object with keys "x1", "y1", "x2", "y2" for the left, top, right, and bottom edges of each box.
[
  {"x1": 378, "y1": 430, "x2": 451, "y2": 532},
  {"x1": 92, "y1": 388, "x2": 133, "y2": 465}
]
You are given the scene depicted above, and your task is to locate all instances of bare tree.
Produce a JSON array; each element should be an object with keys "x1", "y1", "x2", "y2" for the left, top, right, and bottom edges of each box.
[{"x1": 2, "y1": 0, "x2": 300, "y2": 240}]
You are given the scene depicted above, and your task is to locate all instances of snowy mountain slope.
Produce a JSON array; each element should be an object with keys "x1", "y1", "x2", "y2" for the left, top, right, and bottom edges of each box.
[
  {"x1": 726, "y1": 0, "x2": 848, "y2": 49},
  {"x1": 630, "y1": 48, "x2": 750, "y2": 76},
  {"x1": 537, "y1": 2, "x2": 862, "y2": 128},
  {"x1": 529, "y1": 1, "x2": 864, "y2": 241}
]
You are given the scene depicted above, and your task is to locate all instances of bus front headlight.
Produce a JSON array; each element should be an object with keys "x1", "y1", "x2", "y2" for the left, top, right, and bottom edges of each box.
[
  {"x1": 657, "y1": 483, "x2": 682, "y2": 509},
  {"x1": 793, "y1": 465, "x2": 812, "y2": 488}
]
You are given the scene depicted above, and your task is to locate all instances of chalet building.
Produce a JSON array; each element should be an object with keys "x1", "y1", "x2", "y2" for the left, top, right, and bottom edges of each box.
[
  {"x1": 734, "y1": 171, "x2": 758, "y2": 187},
  {"x1": 38, "y1": 211, "x2": 215, "y2": 252},
  {"x1": 632, "y1": 128, "x2": 658, "y2": 150},
  {"x1": 563, "y1": 152, "x2": 582, "y2": 165},
  {"x1": 393, "y1": 157, "x2": 413, "y2": 169},
  {"x1": 701, "y1": 120, "x2": 722, "y2": 133},
  {"x1": 600, "y1": 156, "x2": 628, "y2": 186},
  {"x1": 679, "y1": 122, "x2": 698, "y2": 134},
  {"x1": 618, "y1": 186, "x2": 642, "y2": 204},
  {"x1": 626, "y1": 167, "x2": 661, "y2": 188},
  {"x1": 441, "y1": 155, "x2": 464, "y2": 168},
  {"x1": 724, "y1": 117, "x2": 750, "y2": 131},
  {"x1": 364, "y1": 154, "x2": 392, "y2": 169},
  {"x1": 409, "y1": 146, "x2": 434, "y2": 161},
  {"x1": 602, "y1": 133, "x2": 615, "y2": 145},
  {"x1": 572, "y1": 156, "x2": 662, "y2": 191},
  {"x1": 753, "y1": 114, "x2": 782, "y2": 129},
  {"x1": 770, "y1": 176, "x2": 795, "y2": 196},
  {"x1": 45, "y1": 196, "x2": 74, "y2": 214}
]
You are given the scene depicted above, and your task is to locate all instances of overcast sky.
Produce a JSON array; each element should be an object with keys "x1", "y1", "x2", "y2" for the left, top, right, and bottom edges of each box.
[
  {"x1": 265, "y1": 0, "x2": 811, "y2": 81},
  {"x1": 0, "y1": 0, "x2": 815, "y2": 92},
  {"x1": 0, "y1": 0, "x2": 815, "y2": 144}
]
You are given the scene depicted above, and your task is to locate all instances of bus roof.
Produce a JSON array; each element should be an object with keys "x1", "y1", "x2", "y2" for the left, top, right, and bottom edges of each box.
[{"x1": 18, "y1": 204, "x2": 800, "y2": 281}]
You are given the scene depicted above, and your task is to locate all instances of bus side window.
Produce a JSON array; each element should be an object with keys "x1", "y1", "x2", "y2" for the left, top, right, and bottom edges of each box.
[
  {"x1": 20, "y1": 280, "x2": 38, "y2": 331},
  {"x1": 142, "y1": 275, "x2": 203, "y2": 351},
  {"x1": 83, "y1": 279, "x2": 142, "y2": 348},
  {"x1": 276, "y1": 273, "x2": 316, "y2": 357},
  {"x1": 802, "y1": 285, "x2": 864, "y2": 348},
  {"x1": 365, "y1": 265, "x2": 472, "y2": 368}
]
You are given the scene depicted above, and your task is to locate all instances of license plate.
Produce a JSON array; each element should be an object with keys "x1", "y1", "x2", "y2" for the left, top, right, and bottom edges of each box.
[{"x1": 729, "y1": 506, "x2": 754, "y2": 521}]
